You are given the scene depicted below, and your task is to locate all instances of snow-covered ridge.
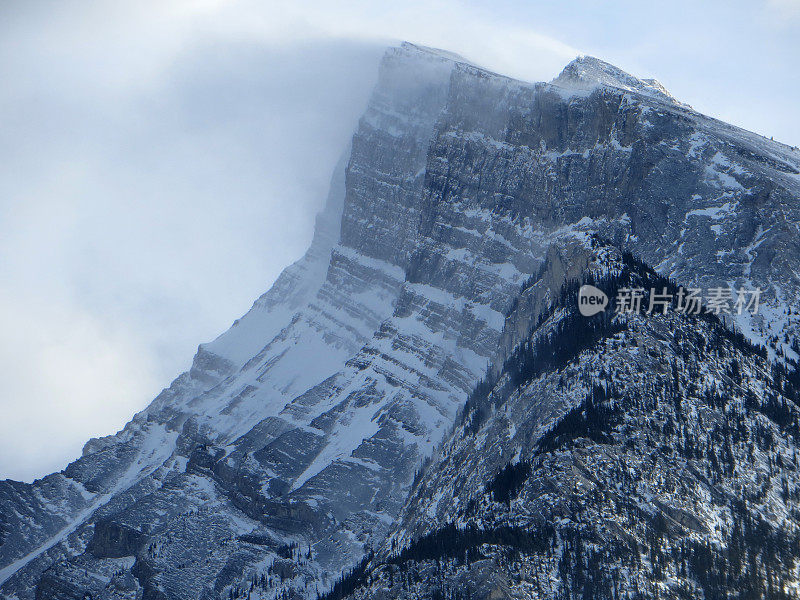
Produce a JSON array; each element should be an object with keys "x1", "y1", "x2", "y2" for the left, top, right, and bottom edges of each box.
[{"x1": 552, "y1": 54, "x2": 690, "y2": 108}]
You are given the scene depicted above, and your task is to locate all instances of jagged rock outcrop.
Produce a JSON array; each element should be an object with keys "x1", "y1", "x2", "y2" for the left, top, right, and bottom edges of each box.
[
  {"x1": 338, "y1": 241, "x2": 800, "y2": 599},
  {"x1": 2, "y1": 42, "x2": 799, "y2": 600}
]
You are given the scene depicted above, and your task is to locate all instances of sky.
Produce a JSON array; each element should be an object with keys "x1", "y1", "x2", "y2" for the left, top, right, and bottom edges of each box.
[{"x1": 0, "y1": 0, "x2": 797, "y2": 482}]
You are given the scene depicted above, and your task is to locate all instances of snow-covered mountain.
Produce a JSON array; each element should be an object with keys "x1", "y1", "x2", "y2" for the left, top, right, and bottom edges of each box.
[
  {"x1": 1, "y1": 42, "x2": 799, "y2": 600},
  {"x1": 341, "y1": 241, "x2": 800, "y2": 599}
]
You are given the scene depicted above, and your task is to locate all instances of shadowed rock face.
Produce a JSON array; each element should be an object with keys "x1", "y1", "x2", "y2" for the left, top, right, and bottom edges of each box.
[
  {"x1": 2, "y1": 42, "x2": 799, "y2": 600},
  {"x1": 343, "y1": 244, "x2": 800, "y2": 600}
]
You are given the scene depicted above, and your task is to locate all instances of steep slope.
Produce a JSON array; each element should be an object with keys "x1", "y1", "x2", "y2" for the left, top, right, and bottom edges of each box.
[
  {"x1": 339, "y1": 240, "x2": 800, "y2": 600},
  {"x1": 1, "y1": 42, "x2": 799, "y2": 600}
]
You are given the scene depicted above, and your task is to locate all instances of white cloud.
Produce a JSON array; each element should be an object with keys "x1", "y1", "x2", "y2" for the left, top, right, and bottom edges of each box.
[{"x1": 0, "y1": 6, "x2": 385, "y2": 481}]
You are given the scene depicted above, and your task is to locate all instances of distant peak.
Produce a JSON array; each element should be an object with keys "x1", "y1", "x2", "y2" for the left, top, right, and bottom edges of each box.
[{"x1": 553, "y1": 55, "x2": 689, "y2": 108}]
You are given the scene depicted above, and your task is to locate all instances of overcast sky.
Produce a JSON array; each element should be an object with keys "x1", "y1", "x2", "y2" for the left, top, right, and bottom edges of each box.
[{"x1": 1, "y1": 0, "x2": 798, "y2": 482}]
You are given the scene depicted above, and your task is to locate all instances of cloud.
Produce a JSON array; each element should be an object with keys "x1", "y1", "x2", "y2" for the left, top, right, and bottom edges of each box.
[{"x1": 0, "y1": 6, "x2": 386, "y2": 481}]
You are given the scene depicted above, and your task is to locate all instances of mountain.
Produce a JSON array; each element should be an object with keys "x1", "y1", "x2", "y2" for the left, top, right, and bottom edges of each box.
[
  {"x1": 2, "y1": 41, "x2": 800, "y2": 600},
  {"x1": 336, "y1": 241, "x2": 800, "y2": 600}
]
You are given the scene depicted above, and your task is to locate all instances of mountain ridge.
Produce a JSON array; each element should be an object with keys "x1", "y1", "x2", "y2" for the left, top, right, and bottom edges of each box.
[
  {"x1": 552, "y1": 54, "x2": 689, "y2": 108},
  {"x1": 2, "y1": 41, "x2": 800, "y2": 600},
  {"x1": 336, "y1": 240, "x2": 800, "y2": 599}
]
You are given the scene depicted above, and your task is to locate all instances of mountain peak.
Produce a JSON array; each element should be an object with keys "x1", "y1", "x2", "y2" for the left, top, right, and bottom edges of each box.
[
  {"x1": 397, "y1": 41, "x2": 475, "y2": 67},
  {"x1": 553, "y1": 55, "x2": 688, "y2": 107}
]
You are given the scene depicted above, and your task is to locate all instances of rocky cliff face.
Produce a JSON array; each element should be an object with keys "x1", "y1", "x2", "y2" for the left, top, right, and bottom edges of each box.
[
  {"x1": 1, "y1": 42, "x2": 799, "y2": 600},
  {"x1": 340, "y1": 242, "x2": 800, "y2": 600}
]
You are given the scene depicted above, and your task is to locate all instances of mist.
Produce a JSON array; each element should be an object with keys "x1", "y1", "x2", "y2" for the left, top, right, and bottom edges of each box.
[{"x1": 0, "y1": 6, "x2": 385, "y2": 481}]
